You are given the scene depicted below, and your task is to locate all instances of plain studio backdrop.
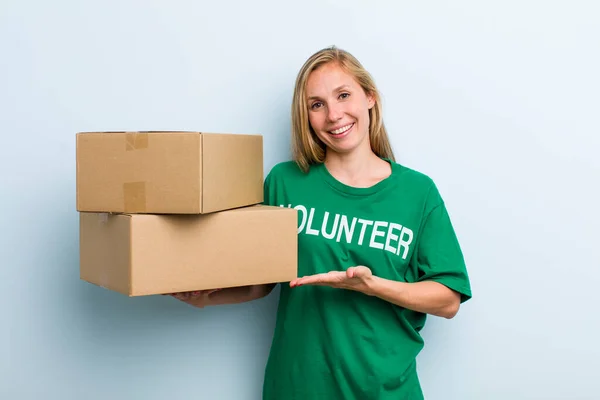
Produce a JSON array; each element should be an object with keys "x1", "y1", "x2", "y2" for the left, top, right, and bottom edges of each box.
[{"x1": 1, "y1": 1, "x2": 598, "y2": 399}]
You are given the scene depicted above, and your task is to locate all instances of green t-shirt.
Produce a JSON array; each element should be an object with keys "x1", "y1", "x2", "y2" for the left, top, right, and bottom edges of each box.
[{"x1": 261, "y1": 159, "x2": 472, "y2": 400}]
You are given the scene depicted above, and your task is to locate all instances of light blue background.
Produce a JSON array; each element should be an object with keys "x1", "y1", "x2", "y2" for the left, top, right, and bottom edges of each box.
[{"x1": 1, "y1": 1, "x2": 599, "y2": 399}]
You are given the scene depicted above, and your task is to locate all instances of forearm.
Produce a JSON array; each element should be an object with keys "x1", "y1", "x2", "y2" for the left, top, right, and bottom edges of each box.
[
  {"x1": 366, "y1": 278, "x2": 460, "y2": 319},
  {"x1": 203, "y1": 284, "x2": 276, "y2": 307}
]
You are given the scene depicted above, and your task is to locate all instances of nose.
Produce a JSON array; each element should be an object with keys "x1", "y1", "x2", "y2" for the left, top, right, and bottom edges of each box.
[{"x1": 326, "y1": 103, "x2": 343, "y2": 122}]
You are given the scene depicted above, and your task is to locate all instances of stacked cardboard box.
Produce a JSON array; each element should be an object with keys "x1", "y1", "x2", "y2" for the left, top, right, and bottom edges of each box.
[{"x1": 76, "y1": 131, "x2": 298, "y2": 296}]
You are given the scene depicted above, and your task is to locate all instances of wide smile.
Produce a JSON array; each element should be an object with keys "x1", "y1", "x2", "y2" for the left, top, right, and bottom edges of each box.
[{"x1": 328, "y1": 123, "x2": 354, "y2": 138}]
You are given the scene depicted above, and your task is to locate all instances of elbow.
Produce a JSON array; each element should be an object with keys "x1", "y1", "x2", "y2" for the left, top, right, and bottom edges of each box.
[
  {"x1": 439, "y1": 300, "x2": 460, "y2": 319},
  {"x1": 437, "y1": 289, "x2": 462, "y2": 319}
]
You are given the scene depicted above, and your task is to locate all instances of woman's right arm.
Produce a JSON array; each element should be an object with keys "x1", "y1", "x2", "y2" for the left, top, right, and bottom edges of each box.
[
  {"x1": 169, "y1": 284, "x2": 277, "y2": 308},
  {"x1": 169, "y1": 167, "x2": 285, "y2": 309}
]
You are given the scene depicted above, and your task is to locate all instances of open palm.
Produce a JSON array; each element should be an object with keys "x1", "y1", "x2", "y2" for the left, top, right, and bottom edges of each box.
[{"x1": 290, "y1": 266, "x2": 373, "y2": 294}]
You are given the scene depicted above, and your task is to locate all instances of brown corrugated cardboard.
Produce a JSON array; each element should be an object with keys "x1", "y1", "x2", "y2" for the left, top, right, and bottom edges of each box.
[
  {"x1": 76, "y1": 131, "x2": 264, "y2": 214},
  {"x1": 79, "y1": 205, "x2": 298, "y2": 296}
]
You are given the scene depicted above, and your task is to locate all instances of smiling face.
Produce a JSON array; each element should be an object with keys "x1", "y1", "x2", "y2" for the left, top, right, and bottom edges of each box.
[{"x1": 305, "y1": 62, "x2": 375, "y2": 157}]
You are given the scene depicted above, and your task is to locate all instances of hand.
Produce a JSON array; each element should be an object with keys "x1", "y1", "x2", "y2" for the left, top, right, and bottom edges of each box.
[
  {"x1": 289, "y1": 266, "x2": 375, "y2": 295},
  {"x1": 166, "y1": 289, "x2": 222, "y2": 308}
]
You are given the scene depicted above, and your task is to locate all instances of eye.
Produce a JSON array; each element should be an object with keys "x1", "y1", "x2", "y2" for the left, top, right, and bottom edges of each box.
[
  {"x1": 310, "y1": 101, "x2": 323, "y2": 110},
  {"x1": 339, "y1": 92, "x2": 350, "y2": 100}
]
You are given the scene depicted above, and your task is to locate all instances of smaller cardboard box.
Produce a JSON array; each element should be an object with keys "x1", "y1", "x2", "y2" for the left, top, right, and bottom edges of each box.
[
  {"x1": 79, "y1": 205, "x2": 298, "y2": 296},
  {"x1": 76, "y1": 131, "x2": 264, "y2": 214}
]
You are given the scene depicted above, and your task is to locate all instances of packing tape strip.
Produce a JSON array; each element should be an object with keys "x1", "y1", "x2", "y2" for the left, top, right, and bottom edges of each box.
[
  {"x1": 125, "y1": 132, "x2": 149, "y2": 151},
  {"x1": 123, "y1": 182, "x2": 146, "y2": 213}
]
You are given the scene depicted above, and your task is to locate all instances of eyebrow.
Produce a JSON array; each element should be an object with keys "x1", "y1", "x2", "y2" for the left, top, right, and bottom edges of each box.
[{"x1": 307, "y1": 85, "x2": 351, "y2": 101}]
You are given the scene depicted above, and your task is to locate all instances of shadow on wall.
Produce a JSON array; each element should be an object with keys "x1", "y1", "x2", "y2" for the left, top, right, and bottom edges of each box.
[
  {"x1": 69, "y1": 273, "x2": 280, "y2": 344},
  {"x1": 43, "y1": 204, "x2": 280, "y2": 361}
]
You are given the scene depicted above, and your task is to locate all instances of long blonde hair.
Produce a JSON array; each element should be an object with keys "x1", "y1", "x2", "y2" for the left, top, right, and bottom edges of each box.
[{"x1": 291, "y1": 46, "x2": 395, "y2": 172}]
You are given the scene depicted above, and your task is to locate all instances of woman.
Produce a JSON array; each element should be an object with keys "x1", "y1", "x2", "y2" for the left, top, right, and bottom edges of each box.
[{"x1": 172, "y1": 46, "x2": 472, "y2": 399}]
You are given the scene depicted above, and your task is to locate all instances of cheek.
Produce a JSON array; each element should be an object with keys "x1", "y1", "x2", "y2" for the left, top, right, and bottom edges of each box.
[
  {"x1": 307, "y1": 114, "x2": 327, "y2": 143},
  {"x1": 355, "y1": 104, "x2": 371, "y2": 127},
  {"x1": 308, "y1": 112, "x2": 325, "y2": 133}
]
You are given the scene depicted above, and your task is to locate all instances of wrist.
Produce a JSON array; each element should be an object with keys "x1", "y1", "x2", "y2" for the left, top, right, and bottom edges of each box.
[
  {"x1": 363, "y1": 275, "x2": 382, "y2": 296},
  {"x1": 364, "y1": 276, "x2": 407, "y2": 299}
]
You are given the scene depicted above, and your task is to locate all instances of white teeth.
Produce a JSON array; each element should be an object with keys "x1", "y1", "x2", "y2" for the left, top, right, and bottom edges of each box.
[{"x1": 331, "y1": 123, "x2": 353, "y2": 135}]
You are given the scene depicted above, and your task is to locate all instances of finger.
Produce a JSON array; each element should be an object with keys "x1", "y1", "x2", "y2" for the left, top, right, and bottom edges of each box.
[
  {"x1": 290, "y1": 276, "x2": 318, "y2": 287},
  {"x1": 290, "y1": 277, "x2": 313, "y2": 287},
  {"x1": 291, "y1": 279, "x2": 326, "y2": 287},
  {"x1": 292, "y1": 272, "x2": 344, "y2": 287},
  {"x1": 291, "y1": 274, "x2": 326, "y2": 286},
  {"x1": 173, "y1": 293, "x2": 189, "y2": 301}
]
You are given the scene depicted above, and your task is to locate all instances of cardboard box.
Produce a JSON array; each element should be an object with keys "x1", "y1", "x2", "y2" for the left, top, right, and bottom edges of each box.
[
  {"x1": 79, "y1": 205, "x2": 298, "y2": 296},
  {"x1": 76, "y1": 131, "x2": 264, "y2": 214}
]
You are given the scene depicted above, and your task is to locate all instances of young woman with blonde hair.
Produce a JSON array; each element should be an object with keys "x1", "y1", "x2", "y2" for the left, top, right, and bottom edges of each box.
[{"x1": 172, "y1": 46, "x2": 472, "y2": 399}]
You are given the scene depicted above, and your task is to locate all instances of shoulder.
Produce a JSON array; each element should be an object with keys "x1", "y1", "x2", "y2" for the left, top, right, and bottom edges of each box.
[
  {"x1": 263, "y1": 161, "x2": 311, "y2": 206},
  {"x1": 390, "y1": 161, "x2": 444, "y2": 208},
  {"x1": 263, "y1": 161, "x2": 304, "y2": 194},
  {"x1": 392, "y1": 161, "x2": 436, "y2": 189},
  {"x1": 266, "y1": 160, "x2": 303, "y2": 178},
  {"x1": 265, "y1": 160, "x2": 318, "y2": 183}
]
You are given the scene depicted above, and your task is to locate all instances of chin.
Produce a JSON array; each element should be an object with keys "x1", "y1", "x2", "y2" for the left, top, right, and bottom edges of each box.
[
  {"x1": 319, "y1": 132, "x2": 367, "y2": 155},
  {"x1": 329, "y1": 142, "x2": 360, "y2": 154}
]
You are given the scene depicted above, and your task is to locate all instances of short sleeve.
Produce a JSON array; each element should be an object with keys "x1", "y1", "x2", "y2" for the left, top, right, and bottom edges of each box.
[
  {"x1": 262, "y1": 171, "x2": 273, "y2": 206},
  {"x1": 415, "y1": 193, "x2": 472, "y2": 303},
  {"x1": 262, "y1": 165, "x2": 281, "y2": 207}
]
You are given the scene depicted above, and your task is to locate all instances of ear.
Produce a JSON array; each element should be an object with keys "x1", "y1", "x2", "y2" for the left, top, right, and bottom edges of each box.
[{"x1": 366, "y1": 92, "x2": 376, "y2": 109}]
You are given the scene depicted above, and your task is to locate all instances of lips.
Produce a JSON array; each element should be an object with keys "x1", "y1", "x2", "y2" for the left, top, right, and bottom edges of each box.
[{"x1": 329, "y1": 123, "x2": 354, "y2": 136}]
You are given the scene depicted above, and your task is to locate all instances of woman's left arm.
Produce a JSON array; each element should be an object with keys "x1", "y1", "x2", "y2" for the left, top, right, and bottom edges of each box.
[
  {"x1": 290, "y1": 265, "x2": 462, "y2": 319},
  {"x1": 365, "y1": 275, "x2": 461, "y2": 319}
]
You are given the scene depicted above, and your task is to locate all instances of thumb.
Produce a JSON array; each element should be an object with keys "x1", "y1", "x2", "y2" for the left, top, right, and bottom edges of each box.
[{"x1": 348, "y1": 266, "x2": 369, "y2": 279}]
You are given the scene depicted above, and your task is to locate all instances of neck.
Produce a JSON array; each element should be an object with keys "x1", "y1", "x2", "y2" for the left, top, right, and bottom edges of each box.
[
  {"x1": 324, "y1": 144, "x2": 391, "y2": 188},
  {"x1": 325, "y1": 148, "x2": 376, "y2": 176}
]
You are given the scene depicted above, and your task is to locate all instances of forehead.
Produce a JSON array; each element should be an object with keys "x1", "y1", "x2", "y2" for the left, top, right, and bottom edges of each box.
[{"x1": 306, "y1": 63, "x2": 360, "y2": 95}]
